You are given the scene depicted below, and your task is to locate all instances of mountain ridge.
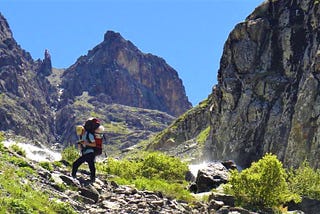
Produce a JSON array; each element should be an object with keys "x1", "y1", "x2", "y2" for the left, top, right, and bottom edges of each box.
[
  {"x1": 0, "y1": 12, "x2": 191, "y2": 151},
  {"x1": 145, "y1": 0, "x2": 320, "y2": 169},
  {"x1": 60, "y1": 30, "x2": 191, "y2": 117}
]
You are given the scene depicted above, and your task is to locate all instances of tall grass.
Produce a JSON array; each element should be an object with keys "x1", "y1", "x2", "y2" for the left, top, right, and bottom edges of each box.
[{"x1": 97, "y1": 152, "x2": 194, "y2": 202}]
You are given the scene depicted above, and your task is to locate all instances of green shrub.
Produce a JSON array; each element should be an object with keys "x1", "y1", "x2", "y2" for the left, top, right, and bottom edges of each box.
[
  {"x1": 9, "y1": 156, "x2": 30, "y2": 167},
  {"x1": 98, "y1": 152, "x2": 193, "y2": 202},
  {"x1": 61, "y1": 145, "x2": 79, "y2": 165},
  {"x1": 140, "y1": 152, "x2": 188, "y2": 181},
  {"x1": 97, "y1": 157, "x2": 141, "y2": 179},
  {"x1": 39, "y1": 161, "x2": 54, "y2": 171},
  {"x1": 1, "y1": 198, "x2": 34, "y2": 214},
  {"x1": 224, "y1": 153, "x2": 300, "y2": 210},
  {"x1": 10, "y1": 144, "x2": 26, "y2": 157},
  {"x1": 288, "y1": 161, "x2": 320, "y2": 200},
  {"x1": 51, "y1": 200, "x2": 77, "y2": 214},
  {"x1": 99, "y1": 152, "x2": 188, "y2": 181},
  {"x1": 0, "y1": 131, "x2": 4, "y2": 142}
]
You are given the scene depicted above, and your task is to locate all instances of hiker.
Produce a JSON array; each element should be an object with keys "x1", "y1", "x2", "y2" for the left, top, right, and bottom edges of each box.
[{"x1": 72, "y1": 118, "x2": 101, "y2": 182}]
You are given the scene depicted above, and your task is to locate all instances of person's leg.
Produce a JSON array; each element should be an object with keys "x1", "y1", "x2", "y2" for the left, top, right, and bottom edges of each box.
[
  {"x1": 86, "y1": 153, "x2": 96, "y2": 181},
  {"x1": 72, "y1": 155, "x2": 86, "y2": 177}
]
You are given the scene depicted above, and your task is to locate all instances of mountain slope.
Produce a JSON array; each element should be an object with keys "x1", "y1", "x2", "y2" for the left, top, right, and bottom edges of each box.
[
  {"x1": 0, "y1": 13, "x2": 58, "y2": 144},
  {"x1": 0, "y1": 13, "x2": 191, "y2": 149},
  {"x1": 60, "y1": 31, "x2": 191, "y2": 117},
  {"x1": 147, "y1": 0, "x2": 320, "y2": 169}
]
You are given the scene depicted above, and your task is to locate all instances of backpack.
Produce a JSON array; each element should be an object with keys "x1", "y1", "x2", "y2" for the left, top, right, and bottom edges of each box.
[
  {"x1": 77, "y1": 118, "x2": 102, "y2": 156},
  {"x1": 94, "y1": 137, "x2": 103, "y2": 156},
  {"x1": 93, "y1": 125, "x2": 105, "y2": 156}
]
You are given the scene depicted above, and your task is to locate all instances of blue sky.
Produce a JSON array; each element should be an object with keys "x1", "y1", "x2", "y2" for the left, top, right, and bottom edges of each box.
[{"x1": 1, "y1": 0, "x2": 263, "y2": 106}]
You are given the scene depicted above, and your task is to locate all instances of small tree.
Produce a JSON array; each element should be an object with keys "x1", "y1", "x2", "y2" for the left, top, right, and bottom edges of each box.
[
  {"x1": 288, "y1": 161, "x2": 320, "y2": 200},
  {"x1": 224, "y1": 153, "x2": 300, "y2": 210}
]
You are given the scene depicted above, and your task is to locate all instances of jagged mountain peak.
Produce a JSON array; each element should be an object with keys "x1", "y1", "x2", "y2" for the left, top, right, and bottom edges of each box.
[
  {"x1": 0, "y1": 13, "x2": 13, "y2": 42},
  {"x1": 103, "y1": 30, "x2": 133, "y2": 47},
  {"x1": 61, "y1": 30, "x2": 191, "y2": 117}
]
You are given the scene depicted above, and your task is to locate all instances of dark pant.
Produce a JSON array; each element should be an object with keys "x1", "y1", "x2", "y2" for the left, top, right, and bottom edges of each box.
[{"x1": 72, "y1": 152, "x2": 96, "y2": 180}]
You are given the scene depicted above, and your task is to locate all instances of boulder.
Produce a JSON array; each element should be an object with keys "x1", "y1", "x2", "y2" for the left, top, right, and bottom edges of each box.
[
  {"x1": 195, "y1": 162, "x2": 229, "y2": 193},
  {"x1": 287, "y1": 197, "x2": 320, "y2": 214},
  {"x1": 79, "y1": 185, "x2": 100, "y2": 203}
]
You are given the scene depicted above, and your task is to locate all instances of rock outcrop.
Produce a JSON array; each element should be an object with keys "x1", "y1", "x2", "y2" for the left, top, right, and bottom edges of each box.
[
  {"x1": 60, "y1": 31, "x2": 191, "y2": 117},
  {"x1": 147, "y1": 0, "x2": 320, "y2": 170},
  {"x1": 56, "y1": 102, "x2": 175, "y2": 156},
  {"x1": 0, "y1": 13, "x2": 191, "y2": 148},
  {"x1": 0, "y1": 13, "x2": 57, "y2": 144},
  {"x1": 208, "y1": 0, "x2": 320, "y2": 169},
  {"x1": 145, "y1": 96, "x2": 212, "y2": 161}
]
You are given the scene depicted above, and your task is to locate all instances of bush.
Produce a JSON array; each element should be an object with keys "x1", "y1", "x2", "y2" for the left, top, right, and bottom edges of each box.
[
  {"x1": 288, "y1": 161, "x2": 320, "y2": 200},
  {"x1": 140, "y1": 152, "x2": 188, "y2": 181},
  {"x1": 97, "y1": 152, "x2": 193, "y2": 202},
  {"x1": 99, "y1": 152, "x2": 188, "y2": 181},
  {"x1": 0, "y1": 131, "x2": 4, "y2": 142},
  {"x1": 98, "y1": 157, "x2": 141, "y2": 179},
  {"x1": 51, "y1": 200, "x2": 77, "y2": 214},
  {"x1": 1, "y1": 198, "x2": 34, "y2": 214},
  {"x1": 61, "y1": 145, "x2": 79, "y2": 165},
  {"x1": 39, "y1": 161, "x2": 54, "y2": 171},
  {"x1": 10, "y1": 144, "x2": 26, "y2": 157},
  {"x1": 0, "y1": 163, "x2": 77, "y2": 213},
  {"x1": 224, "y1": 153, "x2": 300, "y2": 210}
]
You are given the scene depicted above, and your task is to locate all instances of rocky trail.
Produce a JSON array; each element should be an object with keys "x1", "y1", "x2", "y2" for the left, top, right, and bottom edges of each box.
[
  {"x1": 1, "y1": 142, "x2": 257, "y2": 214},
  {"x1": 3, "y1": 141, "x2": 316, "y2": 214}
]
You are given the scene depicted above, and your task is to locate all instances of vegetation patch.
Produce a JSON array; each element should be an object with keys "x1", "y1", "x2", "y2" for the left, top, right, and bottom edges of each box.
[
  {"x1": 224, "y1": 153, "x2": 301, "y2": 211},
  {"x1": 97, "y1": 151, "x2": 194, "y2": 202},
  {"x1": 0, "y1": 143, "x2": 77, "y2": 213},
  {"x1": 10, "y1": 143, "x2": 26, "y2": 157},
  {"x1": 196, "y1": 126, "x2": 210, "y2": 144},
  {"x1": 61, "y1": 145, "x2": 80, "y2": 165},
  {"x1": 104, "y1": 122, "x2": 130, "y2": 134},
  {"x1": 39, "y1": 161, "x2": 54, "y2": 172},
  {"x1": 288, "y1": 161, "x2": 320, "y2": 200}
]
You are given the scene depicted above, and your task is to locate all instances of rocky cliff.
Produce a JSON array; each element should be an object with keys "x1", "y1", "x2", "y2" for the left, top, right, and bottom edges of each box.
[
  {"x1": 0, "y1": 13, "x2": 58, "y2": 144},
  {"x1": 0, "y1": 12, "x2": 190, "y2": 151},
  {"x1": 208, "y1": 0, "x2": 320, "y2": 169},
  {"x1": 148, "y1": 0, "x2": 320, "y2": 169},
  {"x1": 60, "y1": 31, "x2": 191, "y2": 117},
  {"x1": 55, "y1": 30, "x2": 191, "y2": 150}
]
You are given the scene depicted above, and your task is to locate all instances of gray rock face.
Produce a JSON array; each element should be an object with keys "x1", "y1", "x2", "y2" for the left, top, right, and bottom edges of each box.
[
  {"x1": 0, "y1": 12, "x2": 191, "y2": 148},
  {"x1": 57, "y1": 103, "x2": 175, "y2": 156},
  {"x1": 0, "y1": 13, "x2": 57, "y2": 144},
  {"x1": 207, "y1": 0, "x2": 320, "y2": 168},
  {"x1": 60, "y1": 31, "x2": 192, "y2": 117},
  {"x1": 147, "y1": 0, "x2": 320, "y2": 170}
]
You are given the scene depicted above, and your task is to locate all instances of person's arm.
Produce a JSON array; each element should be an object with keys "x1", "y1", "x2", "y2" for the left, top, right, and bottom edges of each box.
[
  {"x1": 83, "y1": 141, "x2": 96, "y2": 147},
  {"x1": 82, "y1": 133, "x2": 96, "y2": 147}
]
